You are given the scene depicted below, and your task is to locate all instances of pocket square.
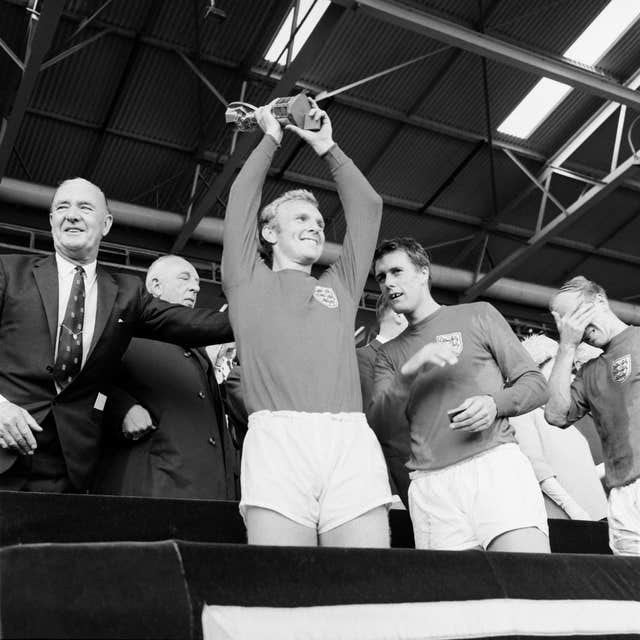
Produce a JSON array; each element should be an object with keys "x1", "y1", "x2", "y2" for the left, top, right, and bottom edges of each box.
[{"x1": 93, "y1": 393, "x2": 107, "y2": 411}]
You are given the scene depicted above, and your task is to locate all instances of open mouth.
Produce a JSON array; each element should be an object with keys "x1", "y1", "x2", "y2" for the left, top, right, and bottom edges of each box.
[{"x1": 389, "y1": 292, "x2": 403, "y2": 300}]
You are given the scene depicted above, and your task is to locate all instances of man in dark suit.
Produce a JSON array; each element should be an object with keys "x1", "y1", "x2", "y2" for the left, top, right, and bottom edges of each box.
[
  {"x1": 0, "y1": 178, "x2": 232, "y2": 492},
  {"x1": 93, "y1": 255, "x2": 236, "y2": 499},
  {"x1": 357, "y1": 293, "x2": 408, "y2": 505}
]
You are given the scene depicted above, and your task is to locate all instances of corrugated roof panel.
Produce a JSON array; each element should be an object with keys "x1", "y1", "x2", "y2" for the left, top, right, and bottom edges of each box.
[
  {"x1": 90, "y1": 135, "x2": 192, "y2": 206},
  {"x1": 497, "y1": 171, "x2": 584, "y2": 231},
  {"x1": 518, "y1": 90, "x2": 605, "y2": 157},
  {"x1": 200, "y1": 0, "x2": 292, "y2": 64},
  {"x1": 492, "y1": 239, "x2": 583, "y2": 287},
  {"x1": 379, "y1": 205, "x2": 472, "y2": 247},
  {"x1": 605, "y1": 204, "x2": 640, "y2": 255},
  {"x1": 301, "y1": 10, "x2": 454, "y2": 114},
  {"x1": 432, "y1": 146, "x2": 543, "y2": 219},
  {"x1": 597, "y1": 22, "x2": 640, "y2": 78},
  {"x1": 550, "y1": 254, "x2": 640, "y2": 300},
  {"x1": 561, "y1": 106, "x2": 630, "y2": 174},
  {"x1": 64, "y1": 0, "x2": 155, "y2": 31},
  {"x1": 561, "y1": 186, "x2": 640, "y2": 246},
  {"x1": 389, "y1": 0, "x2": 480, "y2": 25},
  {"x1": 283, "y1": 104, "x2": 398, "y2": 177},
  {"x1": 367, "y1": 126, "x2": 478, "y2": 203},
  {"x1": 30, "y1": 26, "x2": 132, "y2": 126},
  {"x1": 111, "y1": 47, "x2": 235, "y2": 149},
  {"x1": 142, "y1": 0, "x2": 285, "y2": 65},
  {"x1": 413, "y1": 51, "x2": 487, "y2": 134},
  {"x1": 0, "y1": 2, "x2": 27, "y2": 117},
  {"x1": 11, "y1": 114, "x2": 99, "y2": 186},
  {"x1": 487, "y1": 0, "x2": 607, "y2": 57}
]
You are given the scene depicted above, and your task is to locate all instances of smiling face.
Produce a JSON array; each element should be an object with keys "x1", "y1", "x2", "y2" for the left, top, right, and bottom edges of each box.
[
  {"x1": 50, "y1": 178, "x2": 113, "y2": 264},
  {"x1": 552, "y1": 289, "x2": 611, "y2": 348},
  {"x1": 262, "y1": 199, "x2": 325, "y2": 271},
  {"x1": 374, "y1": 249, "x2": 431, "y2": 321},
  {"x1": 148, "y1": 256, "x2": 200, "y2": 307}
]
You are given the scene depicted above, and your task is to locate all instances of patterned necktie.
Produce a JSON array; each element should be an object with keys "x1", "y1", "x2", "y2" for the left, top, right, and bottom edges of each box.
[{"x1": 54, "y1": 265, "x2": 85, "y2": 389}]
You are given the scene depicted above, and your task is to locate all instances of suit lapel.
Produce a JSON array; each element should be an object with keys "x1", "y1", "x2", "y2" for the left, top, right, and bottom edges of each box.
[
  {"x1": 88, "y1": 265, "x2": 118, "y2": 359},
  {"x1": 33, "y1": 255, "x2": 59, "y2": 351}
]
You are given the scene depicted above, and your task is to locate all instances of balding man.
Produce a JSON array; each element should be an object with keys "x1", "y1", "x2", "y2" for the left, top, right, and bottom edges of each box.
[
  {"x1": 546, "y1": 276, "x2": 640, "y2": 554},
  {"x1": 0, "y1": 178, "x2": 232, "y2": 493},
  {"x1": 93, "y1": 256, "x2": 236, "y2": 499}
]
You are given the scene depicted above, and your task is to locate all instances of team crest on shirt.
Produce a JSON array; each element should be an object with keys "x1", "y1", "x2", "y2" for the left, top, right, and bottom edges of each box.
[
  {"x1": 313, "y1": 286, "x2": 339, "y2": 309},
  {"x1": 611, "y1": 354, "x2": 632, "y2": 383},
  {"x1": 436, "y1": 332, "x2": 463, "y2": 355}
]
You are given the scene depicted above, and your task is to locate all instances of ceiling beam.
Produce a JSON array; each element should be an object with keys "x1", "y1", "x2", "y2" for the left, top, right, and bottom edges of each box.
[
  {"x1": 339, "y1": 0, "x2": 640, "y2": 110},
  {"x1": 0, "y1": 0, "x2": 64, "y2": 180},
  {"x1": 460, "y1": 152, "x2": 640, "y2": 301},
  {"x1": 170, "y1": 1, "x2": 347, "y2": 253},
  {"x1": 493, "y1": 65, "x2": 640, "y2": 226}
]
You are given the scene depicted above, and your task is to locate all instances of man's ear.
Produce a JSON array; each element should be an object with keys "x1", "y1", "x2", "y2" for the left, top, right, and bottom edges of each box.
[
  {"x1": 261, "y1": 224, "x2": 277, "y2": 245},
  {"x1": 102, "y1": 213, "x2": 114, "y2": 237},
  {"x1": 149, "y1": 277, "x2": 163, "y2": 298}
]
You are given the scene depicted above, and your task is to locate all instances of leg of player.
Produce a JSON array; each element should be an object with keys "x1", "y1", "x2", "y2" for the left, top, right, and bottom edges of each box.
[
  {"x1": 319, "y1": 506, "x2": 390, "y2": 548},
  {"x1": 487, "y1": 526, "x2": 550, "y2": 553},
  {"x1": 244, "y1": 506, "x2": 318, "y2": 546}
]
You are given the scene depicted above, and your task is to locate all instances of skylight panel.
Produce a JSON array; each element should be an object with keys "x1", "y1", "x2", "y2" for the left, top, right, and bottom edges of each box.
[
  {"x1": 263, "y1": 0, "x2": 330, "y2": 65},
  {"x1": 498, "y1": 0, "x2": 640, "y2": 138}
]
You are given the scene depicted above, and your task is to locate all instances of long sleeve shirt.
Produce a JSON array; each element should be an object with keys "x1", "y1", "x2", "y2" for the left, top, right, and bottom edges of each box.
[
  {"x1": 368, "y1": 302, "x2": 548, "y2": 471},
  {"x1": 222, "y1": 135, "x2": 382, "y2": 415}
]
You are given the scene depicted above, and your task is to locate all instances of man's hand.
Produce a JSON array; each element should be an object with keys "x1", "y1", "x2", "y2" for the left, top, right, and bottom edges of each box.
[
  {"x1": 552, "y1": 301, "x2": 595, "y2": 349},
  {"x1": 122, "y1": 405, "x2": 155, "y2": 441},
  {"x1": 448, "y1": 395, "x2": 497, "y2": 432},
  {"x1": 286, "y1": 101, "x2": 334, "y2": 156},
  {"x1": 254, "y1": 101, "x2": 283, "y2": 145},
  {"x1": 400, "y1": 342, "x2": 458, "y2": 379},
  {"x1": 0, "y1": 401, "x2": 42, "y2": 454}
]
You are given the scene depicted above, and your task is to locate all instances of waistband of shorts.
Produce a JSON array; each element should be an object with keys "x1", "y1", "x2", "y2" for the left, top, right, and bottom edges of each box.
[
  {"x1": 249, "y1": 410, "x2": 365, "y2": 424},
  {"x1": 410, "y1": 443, "x2": 517, "y2": 479}
]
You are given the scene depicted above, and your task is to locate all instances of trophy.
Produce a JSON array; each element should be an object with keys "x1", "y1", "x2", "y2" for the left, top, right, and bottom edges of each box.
[{"x1": 225, "y1": 93, "x2": 321, "y2": 132}]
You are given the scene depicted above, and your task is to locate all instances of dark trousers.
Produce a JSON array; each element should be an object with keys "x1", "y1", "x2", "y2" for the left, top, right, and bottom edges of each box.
[
  {"x1": 387, "y1": 455, "x2": 410, "y2": 509},
  {"x1": 0, "y1": 414, "x2": 74, "y2": 493}
]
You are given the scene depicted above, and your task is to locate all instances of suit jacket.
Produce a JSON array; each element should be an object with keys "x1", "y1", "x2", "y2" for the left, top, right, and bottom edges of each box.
[
  {"x1": 0, "y1": 254, "x2": 233, "y2": 489},
  {"x1": 93, "y1": 340, "x2": 236, "y2": 499}
]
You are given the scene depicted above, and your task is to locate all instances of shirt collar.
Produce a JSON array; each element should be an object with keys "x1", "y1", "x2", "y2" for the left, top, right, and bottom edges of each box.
[{"x1": 55, "y1": 252, "x2": 97, "y2": 281}]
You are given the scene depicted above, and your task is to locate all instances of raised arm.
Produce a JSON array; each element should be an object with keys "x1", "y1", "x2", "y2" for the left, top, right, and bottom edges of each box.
[
  {"x1": 222, "y1": 105, "x2": 282, "y2": 288},
  {"x1": 287, "y1": 103, "x2": 383, "y2": 298},
  {"x1": 545, "y1": 303, "x2": 594, "y2": 426}
]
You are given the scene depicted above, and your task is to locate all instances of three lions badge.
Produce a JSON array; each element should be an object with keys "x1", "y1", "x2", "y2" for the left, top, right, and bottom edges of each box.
[
  {"x1": 436, "y1": 332, "x2": 464, "y2": 355},
  {"x1": 313, "y1": 286, "x2": 339, "y2": 309},
  {"x1": 611, "y1": 355, "x2": 632, "y2": 383}
]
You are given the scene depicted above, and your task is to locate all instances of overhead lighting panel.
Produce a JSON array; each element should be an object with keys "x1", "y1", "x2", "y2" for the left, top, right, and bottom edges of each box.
[
  {"x1": 264, "y1": 0, "x2": 330, "y2": 65},
  {"x1": 498, "y1": 0, "x2": 640, "y2": 138}
]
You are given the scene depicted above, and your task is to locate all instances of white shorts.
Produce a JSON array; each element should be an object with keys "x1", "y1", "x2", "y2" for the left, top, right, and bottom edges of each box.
[
  {"x1": 239, "y1": 410, "x2": 393, "y2": 534},
  {"x1": 608, "y1": 478, "x2": 640, "y2": 555},
  {"x1": 408, "y1": 443, "x2": 548, "y2": 550}
]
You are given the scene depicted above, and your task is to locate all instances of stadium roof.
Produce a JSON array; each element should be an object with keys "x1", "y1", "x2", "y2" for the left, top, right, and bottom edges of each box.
[{"x1": 2, "y1": 0, "x2": 640, "y2": 331}]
